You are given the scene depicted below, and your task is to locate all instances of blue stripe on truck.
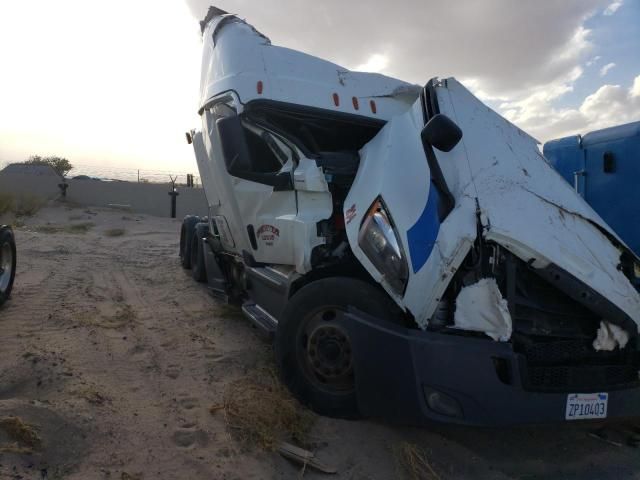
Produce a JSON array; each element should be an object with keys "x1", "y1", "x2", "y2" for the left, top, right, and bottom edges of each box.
[{"x1": 406, "y1": 184, "x2": 441, "y2": 274}]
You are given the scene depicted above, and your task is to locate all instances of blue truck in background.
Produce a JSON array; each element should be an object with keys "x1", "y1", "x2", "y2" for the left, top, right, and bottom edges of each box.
[{"x1": 544, "y1": 120, "x2": 640, "y2": 256}]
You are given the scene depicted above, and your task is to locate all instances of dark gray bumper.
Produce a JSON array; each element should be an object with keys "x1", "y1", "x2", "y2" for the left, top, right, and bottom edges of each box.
[{"x1": 344, "y1": 309, "x2": 640, "y2": 426}]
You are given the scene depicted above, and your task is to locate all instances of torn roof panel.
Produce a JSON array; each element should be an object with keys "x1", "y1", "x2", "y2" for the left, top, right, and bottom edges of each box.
[{"x1": 198, "y1": 12, "x2": 419, "y2": 119}]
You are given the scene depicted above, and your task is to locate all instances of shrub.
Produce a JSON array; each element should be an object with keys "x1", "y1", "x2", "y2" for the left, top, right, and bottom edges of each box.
[{"x1": 26, "y1": 155, "x2": 73, "y2": 177}]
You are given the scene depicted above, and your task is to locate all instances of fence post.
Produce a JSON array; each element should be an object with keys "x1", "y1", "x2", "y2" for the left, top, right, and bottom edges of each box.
[{"x1": 168, "y1": 175, "x2": 179, "y2": 218}]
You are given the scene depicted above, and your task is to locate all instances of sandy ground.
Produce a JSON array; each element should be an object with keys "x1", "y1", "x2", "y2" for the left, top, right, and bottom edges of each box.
[{"x1": 0, "y1": 203, "x2": 639, "y2": 479}]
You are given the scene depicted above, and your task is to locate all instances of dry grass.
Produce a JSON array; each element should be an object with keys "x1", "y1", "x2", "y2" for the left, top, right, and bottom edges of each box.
[
  {"x1": 66, "y1": 222, "x2": 94, "y2": 234},
  {"x1": 0, "y1": 192, "x2": 45, "y2": 217},
  {"x1": 104, "y1": 228, "x2": 126, "y2": 237},
  {"x1": 72, "y1": 386, "x2": 110, "y2": 406},
  {"x1": 0, "y1": 193, "x2": 15, "y2": 216},
  {"x1": 15, "y1": 194, "x2": 45, "y2": 217},
  {"x1": 0, "y1": 416, "x2": 42, "y2": 452},
  {"x1": 121, "y1": 473, "x2": 143, "y2": 480},
  {"x1": 75, "y1": 304, "x2": 137, "y2": 330},
  {"x1": 0, "y1": 442, "x2": 34, "y2": 454},
  {"x1": 35, "y1": 222, "x2": 94, "y2": 234},
  {"x1": 394, "y1": 442, "x2": 441, "y2": 480},
  {"x1": 211, "y1": 368, "x2": 315, "y2": 450},
  {"x1": 114, "y1": 304, "x2": 136, "y2": 323}
]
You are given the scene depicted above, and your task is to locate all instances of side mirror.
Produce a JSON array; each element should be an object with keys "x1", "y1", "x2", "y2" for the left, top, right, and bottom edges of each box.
[
  {"x1": 421, "y1": 114, "x2": 462, "y2": 152},
  {"x1": 216, "y1": 115, "x2": 252, "y2": 174}
]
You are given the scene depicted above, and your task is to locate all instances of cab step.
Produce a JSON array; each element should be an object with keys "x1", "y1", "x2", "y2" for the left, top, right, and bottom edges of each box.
[{"x1": 242, "y1": 302, "x2": 278, "y2": 339}]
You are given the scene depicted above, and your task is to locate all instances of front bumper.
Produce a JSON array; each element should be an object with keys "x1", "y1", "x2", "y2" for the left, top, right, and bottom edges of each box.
[{"x1": 344, "y1": 308, "x2": 640, "y2": 426}]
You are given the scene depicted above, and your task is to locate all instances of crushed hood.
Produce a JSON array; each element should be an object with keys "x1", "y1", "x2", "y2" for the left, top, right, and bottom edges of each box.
[{"x1": 434, "y1": 78, "x2": 640, "y2": 331}]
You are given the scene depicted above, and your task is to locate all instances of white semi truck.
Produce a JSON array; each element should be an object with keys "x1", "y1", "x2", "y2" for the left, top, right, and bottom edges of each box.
[{"x1": 180, "y1": 7, "x2": 640, "y2": 425}]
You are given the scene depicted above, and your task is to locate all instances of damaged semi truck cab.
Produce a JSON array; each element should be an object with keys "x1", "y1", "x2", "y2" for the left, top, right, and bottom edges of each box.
[{"x1": 182, "y1": 8, "x2": 640, "y2": 425}]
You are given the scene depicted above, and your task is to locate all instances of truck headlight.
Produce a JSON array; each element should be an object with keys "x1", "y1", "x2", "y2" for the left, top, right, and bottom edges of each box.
[{"x1": 357, "y1": 197, "x2": 409, "y2": 294}]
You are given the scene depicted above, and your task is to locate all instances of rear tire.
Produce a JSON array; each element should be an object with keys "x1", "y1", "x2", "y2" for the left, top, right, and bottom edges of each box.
[
  {"x1": 190, "y1": 223, "x2": 209, "y2": 283},
  {"x1": 275, "y1": 277, "x2": 400, "y2": 418},
  {"x1": 0, "y1": 227, "x2": 16, "y2": 307},
  {"x1": 180, "y1": 216, "x2": 201, "y2": 269}
]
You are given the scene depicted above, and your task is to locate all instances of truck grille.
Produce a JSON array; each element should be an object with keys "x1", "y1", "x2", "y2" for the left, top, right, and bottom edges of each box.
[
  {"x1": 519, "y1": 339, "x2": 640, "y2": 392},
  {"x1": 525, "y1": 364, "x2": 638, "y2": 391}
]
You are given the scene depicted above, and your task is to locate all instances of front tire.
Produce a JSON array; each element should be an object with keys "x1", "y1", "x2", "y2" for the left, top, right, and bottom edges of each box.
[
  {"x1": 275, "y1": 277, "x2": 400, "y2": 418},
  {"x1": 190, "y1": 223, "x2": 209, "y2": 283},
  {"x1": 0, "y1": 227, "x2": 16, "y2": 307},
  {"x1": 180, "y1": 216, "x2": 201, "y2": 269}
]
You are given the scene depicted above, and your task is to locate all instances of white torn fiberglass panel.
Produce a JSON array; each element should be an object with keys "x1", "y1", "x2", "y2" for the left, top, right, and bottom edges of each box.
[
  {"x1": 453, "y1": 278, "x2": 512, "y2": 341},
  {"x1": 593, "y1": 321, "x2": 630, "y2": 351}
]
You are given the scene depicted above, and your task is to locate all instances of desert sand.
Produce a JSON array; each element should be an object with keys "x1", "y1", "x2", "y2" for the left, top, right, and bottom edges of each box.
[{"x1": 0, "y1": 203, "x2": 639, "y2": 479}]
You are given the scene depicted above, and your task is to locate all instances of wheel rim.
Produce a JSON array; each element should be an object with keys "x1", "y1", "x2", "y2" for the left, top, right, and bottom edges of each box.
[
  {"x1": 298, "y1": 307, "x2": 354, "y2": 394},
  {"x1": 0, "y1": 241, "x2": 13, "y2": 293}
]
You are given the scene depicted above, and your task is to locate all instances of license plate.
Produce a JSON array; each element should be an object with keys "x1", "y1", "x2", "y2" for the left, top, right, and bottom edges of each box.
[{"x1": 565, "y1": 393, "x2": 608, "y2": 420}]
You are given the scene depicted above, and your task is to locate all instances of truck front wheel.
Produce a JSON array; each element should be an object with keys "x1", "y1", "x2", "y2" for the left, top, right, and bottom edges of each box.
[
  {"x1": 190, "y1": 223, "x2": 209, "y2": 283},
  {"x1": 0, "y1": 227, "x2": 16, "y2": 307},
  {"x1": 275, "y1": 277, "x2": 400, "y2": 418},
  {"x1": 180, "y1": 215, "x2": 201, "y2": 269}
]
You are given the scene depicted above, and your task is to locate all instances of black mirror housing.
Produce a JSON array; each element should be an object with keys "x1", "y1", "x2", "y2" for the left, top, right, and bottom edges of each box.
[
  {"x1": 421, "y1": 114, "x2": 463, "y2": 152},
  {"x1": 216, "y1": 115, "x2": 252, "y2": 174}
]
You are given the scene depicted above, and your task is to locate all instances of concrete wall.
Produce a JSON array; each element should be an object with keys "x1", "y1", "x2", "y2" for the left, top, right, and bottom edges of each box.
[
  {"x1": 0, "y1": 172, "x2": 208, "y2": 218},
  {"x1": 65, "y1": 179, "x2": 208, "y2": 218},
  {"x1": 0, "y1": 172, "x2": 62, "y2": 200}
]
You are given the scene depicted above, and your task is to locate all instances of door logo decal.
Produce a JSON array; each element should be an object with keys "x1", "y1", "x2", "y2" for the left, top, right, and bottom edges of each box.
[{"x1": 257, "y1": 224, "x2": 280, "y2": 246}]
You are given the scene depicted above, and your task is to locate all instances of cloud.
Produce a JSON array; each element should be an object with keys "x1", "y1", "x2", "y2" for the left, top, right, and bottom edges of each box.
[
  {"x1": 506, "y1": 74, "x2": 640, "y2": 141},
  {"x1": 632, "y1": 76, "x2": 640, "y2": 97},
  {"x1": 586, "y1": 55, "x2": 602, "y2": 66},
  {"x1": 603, "y1": 0, "x2": 623, "y2": 15},
  {"x1": 600, "y1": 62, "x2": 616, "y2": 76},
  {"x1": 578, "y1": 80, "x2": 640, "y2": 130},
  {"x1": 355, "y1": 54, "x2": 390, "y2": 73}
]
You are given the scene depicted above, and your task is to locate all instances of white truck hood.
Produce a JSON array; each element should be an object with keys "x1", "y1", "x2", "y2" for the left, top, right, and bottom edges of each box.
[{"x1": 346, "y1": 78, "x2": 640, "y2": 332}]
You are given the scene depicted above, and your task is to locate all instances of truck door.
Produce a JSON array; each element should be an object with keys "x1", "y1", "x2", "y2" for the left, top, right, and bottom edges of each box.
[
  {"x1": 227, "y1": 122, "x2": 299, "y2": 265},
  {"x1": 583, "y1": 136, "x2": 640, "y2": 254},
  {"x1": 203, "y1": 99, "x2": 299, "y2": 264}
]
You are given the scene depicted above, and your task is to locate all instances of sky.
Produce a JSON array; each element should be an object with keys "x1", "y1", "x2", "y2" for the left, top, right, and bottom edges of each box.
[{"x1": 0, "y1": 0, "x2": 638, "y2": 177}]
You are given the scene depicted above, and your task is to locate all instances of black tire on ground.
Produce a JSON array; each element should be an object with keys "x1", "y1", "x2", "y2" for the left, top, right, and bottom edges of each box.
[
  {"x1": 0, "y1": 226, "x2": 17, "y2": 307},
  {"x1": 190, "y1": 223, "x2": 209, "y2": 283},
  {"x1": 180, "y1": 216, "x2": 201, "y2": 269},
  {"x1": 275, "y1": 277, "x2": 401, "y2": 418}
]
